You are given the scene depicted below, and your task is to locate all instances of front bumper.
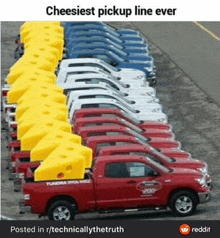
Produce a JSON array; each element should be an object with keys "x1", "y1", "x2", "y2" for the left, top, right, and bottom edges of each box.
[{"x1": 198, "y1": 192, "x2": 211, "y2": 204}]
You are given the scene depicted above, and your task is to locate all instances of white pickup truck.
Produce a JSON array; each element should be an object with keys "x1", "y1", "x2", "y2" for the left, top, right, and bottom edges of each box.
[
  {"x1": 57, "y1": 58, "x2": 153, "y2": 82},
  {"x1": 57, "y1": 65, "x2": 148, "y2": 85},
  {"x1": 68, "y1": 98, "x2": 168, "y2": 124},
  {"x1": 67, "y1": 89, "x2": 163, "y2": 113},
  {"x1": 66, "y1": 83, "x2": 159, "y2": 109},
  {"x1": 57, "y1": 73, "x2": 156, "y2": 98}
]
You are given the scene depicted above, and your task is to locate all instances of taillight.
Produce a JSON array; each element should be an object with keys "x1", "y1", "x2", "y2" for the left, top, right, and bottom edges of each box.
[
  {"x1": 10, "y1": 124, "x2": 17, "y2": 131},
  {"x1": 2, "y1": 89, "x2": 8, "y2": 97}
]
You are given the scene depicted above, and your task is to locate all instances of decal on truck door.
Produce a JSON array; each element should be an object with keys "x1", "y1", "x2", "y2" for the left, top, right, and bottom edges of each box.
[{"x1": 136, "y1": 181, "x2": 162, "y2": 197}]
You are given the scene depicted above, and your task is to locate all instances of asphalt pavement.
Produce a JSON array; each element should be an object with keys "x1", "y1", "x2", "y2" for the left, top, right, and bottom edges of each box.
[{"x1": 132, "y1": 22, "x2": 220, "y2": 106}]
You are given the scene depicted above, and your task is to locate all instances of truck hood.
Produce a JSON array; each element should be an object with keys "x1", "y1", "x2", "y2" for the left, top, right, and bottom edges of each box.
[
  {"x1": 174, "y1": 158, "x2": 205, "y2": 168},
  {"x1": 170, "y1": 167, "x2": 202, "y2": 177}
]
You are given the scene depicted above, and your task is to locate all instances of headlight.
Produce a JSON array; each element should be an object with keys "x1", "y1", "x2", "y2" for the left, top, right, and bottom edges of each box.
[
  {"x1": 198, "y1": 167, "x2": 208, "y2": 174},
  {"x1": 146, "y1": 92, "x2": 154, "y2": 97},
  {"x1": 152, "y1": 108, "x2": 161, "y2": 113},
  {"x1": 197, "y1": 163, "x2": 208, "y2": 175},
  {"x1": 158, "y1": 118, "x2": 166, "y2": 122},
  {"x1": 144, "y1": 67, "x2": 153, "y2": 72},
  {"x1": 195, "y1": 177, "x2": 207, "y2": 187}
]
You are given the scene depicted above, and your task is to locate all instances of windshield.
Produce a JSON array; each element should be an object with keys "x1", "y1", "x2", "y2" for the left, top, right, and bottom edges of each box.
[
  {"x1": 74, "y1": 42, "x2": 127, "y2": 56},
  {"x1": 120, "y1": 111, "x2": 142, "y2": 124},
  {"x1": 145, "y1": 157, "x2": 170, "y2": 173},
  {"x1": 78, "y1": 94, "x2": 131, "y2": 104},
  {"x1": 120, "y1": 119, "x2": 142, "y2": 133},
  {"x1": 107, "y1": 45, "x2": 127, "y2": 56},
  {"x1": 115, "y1": 100, "x2": 138, "y2": 113},
  {"x1": 150, "y1": 147, "x2": 173, "y2": 163},
  {"x1": 61, "y1": 71, "x2": 99, "y2": 83},
  {"x1": 107, "y1": 50, "x2": 124, "y2": 62},
  {"x1": 66, "y1": 62, "x2": 112, "y2": 74},
  {"x1": 77, "y1": 35, "x2": 124, "y2": 50},
  {"x1": 81, "y1": 102, "x2": 137, "y2": 114},
  {"x1": 126, "y1": 128, "x2": 149, "y2": 142},
  {"x1": 67, "y1": 87, "x2": 108, "y2": 104},
  {"x1": 75, "y1": 48, "x2": 124, "y2": 63},
  {"x1": 99, "y1": 60, "x2": 119, "y2": 72},
  {"x1": 68, "y1": 31, "x2": 124, "y2": 44},
  {"x1": 104, "y1": 84, "x2": 125, "y2": 96},
  {"x1": 74, "y1": 76, "x2": 127, "y2": 88}
]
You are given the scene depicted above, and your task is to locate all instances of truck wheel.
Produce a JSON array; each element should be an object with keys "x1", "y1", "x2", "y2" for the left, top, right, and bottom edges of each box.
[
  {"x1": 48, "y1": 200, "x2": 76, "y2": 220},
  {"x1": 169, "y1": 190, "x2": 198, "y2": 216}
]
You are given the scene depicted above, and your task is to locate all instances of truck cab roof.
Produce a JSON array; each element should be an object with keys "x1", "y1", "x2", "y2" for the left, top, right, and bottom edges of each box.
[{"x1": 94, "y1": 154, "x2": 171, "y2": 174}]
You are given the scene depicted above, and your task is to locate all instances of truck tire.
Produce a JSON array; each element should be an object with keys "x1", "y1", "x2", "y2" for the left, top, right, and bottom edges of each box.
[
  {"x1": 48, "y1": 200, "x2": 76, "y2": 220},
  {"x1": 169, "y1": 190, "x2": 198, "y2": 217}
]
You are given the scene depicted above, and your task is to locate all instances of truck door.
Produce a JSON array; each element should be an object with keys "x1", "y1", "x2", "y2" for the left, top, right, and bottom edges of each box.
[{"x1": 95, "y1": 161, "x2": 163, "y2": 210}]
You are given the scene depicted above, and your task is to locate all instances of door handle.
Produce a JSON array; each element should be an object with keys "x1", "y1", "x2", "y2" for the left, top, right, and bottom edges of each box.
[{"x1": 127, "y1": 180, "x2": 137, "y2": 184}]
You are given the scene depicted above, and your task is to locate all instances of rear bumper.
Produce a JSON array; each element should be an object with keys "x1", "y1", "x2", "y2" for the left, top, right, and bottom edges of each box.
[{"x1": 198, "y1": 192, "x2": 211, "y2": 203}]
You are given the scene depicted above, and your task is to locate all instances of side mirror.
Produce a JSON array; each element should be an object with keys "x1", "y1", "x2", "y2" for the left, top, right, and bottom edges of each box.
[
  {"x1": 149, "y1": 170, "x2": 159, "y2": 177},
  {"x1": 153, "y1": 170, "x2": 160, "y2": 176},
  {"x1": 110, "y1": 61, "x2": 118, "y2": 67}
]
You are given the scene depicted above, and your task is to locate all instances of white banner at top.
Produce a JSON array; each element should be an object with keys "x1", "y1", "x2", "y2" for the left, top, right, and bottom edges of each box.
[{"x1": 0, "y1": 0, "x2": 220, "y2": 21}]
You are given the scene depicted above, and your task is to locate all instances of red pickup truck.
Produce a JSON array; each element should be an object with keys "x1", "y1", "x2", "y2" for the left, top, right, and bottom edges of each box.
[
  {"x1": 16, "y1": 143, "x2": 211, "y2": 189},
  {"x1": 73, "y1": 117, "x2": 174, "y2": 138},
  {"x1": 20, "y1": 155, "x2": 211, "y2": 220},
  {"x1": 99, "y1": 144, "x2": 191, "y2": 158},
  {"x1": 8, "y1": 151, "x2": 30, "y2": 181},
  {"x1": 11, "y1": 152, "x2": 30, "y2": 172},
  {"x1": 72, "y1": 108, "x2": 172, "y2": 131},
  {"x1": 12, "y1": 145, "x2": 190, "y2": 192},
  {"x1": 84, "y1": 135, "x2": 180, "y2": 156},
  {"x1": 8, "y1": 134, "x2": 180, "y2": 171},
  {"x1": 9, "y1": 131, "x2": 17, "y2": 141},
  {"x1": 77, "y1": 124, "x2": 179, "y2": 146},
  {"x1": 8, "y1": 140, "x2": 20, "y2": 152},
  {"x1": 12, "y1": 145, "x2": 188, "y2": 180},
  {"x1": 10, "y1": 133, "x2": 180, "y2": 181},
  {"x1": 97, "y1": 144, "x2": 211, "y2": 187},
  {"x1": 8, "y1": 141, "x2": 22, "y2": 174},
  {"x1": 10, "y1": 135, "x2": 187, "y2": 181},
  {"x1": 7, "y1": 118, "x2": 174, "y2": 151}
]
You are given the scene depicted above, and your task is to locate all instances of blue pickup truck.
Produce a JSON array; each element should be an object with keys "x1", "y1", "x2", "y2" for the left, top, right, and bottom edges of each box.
[
  {"x1": 65, "y1": 30, "x2": 145, "y2": 43},
  {"x1": 65, "y1": 22, "x2": 141, "y2": 38},
  {"x1": 65, "y1": 41, "x2": 149, "y2": 54},
  {"x1": 65, "y1": 42, "x2": 151, "y2": 59},
  {"x1": 65, "y1": 35, "x2": 149, "y2": 49}
]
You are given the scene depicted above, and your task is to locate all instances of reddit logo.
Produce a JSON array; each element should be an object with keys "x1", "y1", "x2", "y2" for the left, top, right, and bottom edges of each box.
[{"x1": 179, "y1": 224, "x2": 191, "y2": 235}]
